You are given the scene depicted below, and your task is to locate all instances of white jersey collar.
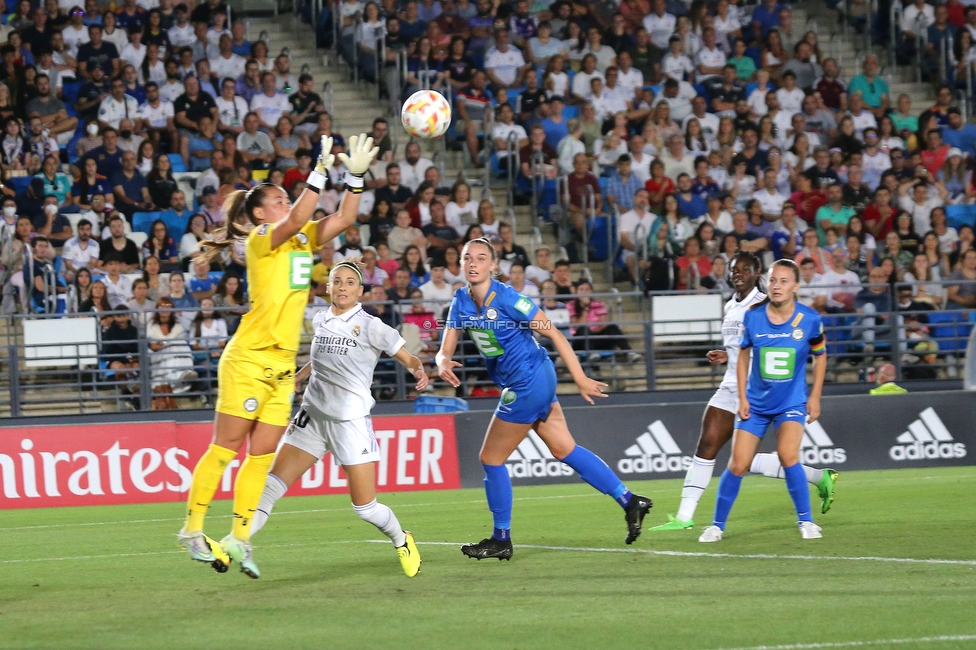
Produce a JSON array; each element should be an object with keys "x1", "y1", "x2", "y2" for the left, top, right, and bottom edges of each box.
[{"x1": 324, "y1": 304, "x2": 364, "y2": 322}]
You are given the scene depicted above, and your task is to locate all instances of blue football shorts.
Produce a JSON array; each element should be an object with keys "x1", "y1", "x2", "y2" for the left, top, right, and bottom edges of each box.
[
  {"x1": 735, "y1": 404, "x2": 807, "y2": 439},
  {"x1": 494, "y1": 361, "x2": 558, "y2": 425}
]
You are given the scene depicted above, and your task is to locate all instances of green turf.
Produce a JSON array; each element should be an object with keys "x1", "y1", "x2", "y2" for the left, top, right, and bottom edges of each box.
[{"x1": 2, "y1": 466, "x2": 976, "y2": 650}]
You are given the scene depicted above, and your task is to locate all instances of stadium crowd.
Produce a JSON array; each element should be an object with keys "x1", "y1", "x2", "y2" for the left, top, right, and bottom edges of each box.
[{"x1": 0, "y1": 0, "x2": 973, "y2": 404}]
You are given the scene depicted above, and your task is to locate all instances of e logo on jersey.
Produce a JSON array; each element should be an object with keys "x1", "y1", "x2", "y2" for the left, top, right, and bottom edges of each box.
[
  {"x1": 791, "y1": 328, "x2": 804, "y2": 341},
  {"x1": 243, "y1": 397, "x2": 258, "y2": 412},
  {"x1": 485, "y1": 307, "x2": 498, "y2": 320},
  {"x1": 469, "y1": 328, "x2": 504, "y2": 357},
  {"x1": 760, "y1": 347, "x2": 795, "y2": 380},
  {"x1": 289, "y1": 252, "x2": 313, "y2": 289},
  {"x1": 514, "y1": 297, "x2": 533, "y2": 315}
]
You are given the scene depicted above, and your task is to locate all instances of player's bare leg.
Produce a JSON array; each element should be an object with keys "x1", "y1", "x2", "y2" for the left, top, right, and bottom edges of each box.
[{"x1": 700, "y1": 428, "x2": 762, "y2": 543}]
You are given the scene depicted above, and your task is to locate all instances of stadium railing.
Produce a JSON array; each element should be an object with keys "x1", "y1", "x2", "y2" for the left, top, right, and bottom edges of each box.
[{"x1": 0, "y1": 285, "x2": 971, "y2": 416}]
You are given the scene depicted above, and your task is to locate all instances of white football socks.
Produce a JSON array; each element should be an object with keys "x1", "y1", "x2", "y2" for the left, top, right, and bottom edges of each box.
[
  {"x1": 676, "y1": 456, "x2": 716, "y2": 522},
  {"x1": 750, "y1": 452, "x2": 824, "y2": 485},
  {"x1": 353, "y1": 499, "x2": 407, "y2": 547},
  {"x1": 250, "y1": 473, "x2": 289, "y2": 536}
]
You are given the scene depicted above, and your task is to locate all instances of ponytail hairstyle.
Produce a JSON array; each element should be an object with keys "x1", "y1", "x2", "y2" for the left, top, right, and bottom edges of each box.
[
  {"x1": 726, "y1": 249, "x2": 766, "y2": 293},
  {"x1": 195, "y1": 183, "x2": 276, "y2": 264}
]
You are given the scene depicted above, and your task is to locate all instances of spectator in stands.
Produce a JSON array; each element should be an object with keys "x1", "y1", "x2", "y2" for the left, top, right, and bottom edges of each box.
[
  {"x1": 814, "y1": 58, "x2": 847, "y2": 113},
  {"x1": 147, "y1": 295, "x2": 197, "y2": 396},
  {"x1": 61, "y1": 218, "x2": 100, "y2": 283},
  {"x1": 235, "y1": 111, "x2": 274, "y2": 170},
  {"x1": 143, "y1": 218, "x2": 180, "y2": 270},
  {"x1": 797, "y1": 257, "x2": 827, "y2": 311},
  {"x1": 795, "y1": 227, "x2": 830, "y2": 274},
  {"x1": 25, "y1": 236, "x2": 67, "y2": 312},
  {"x1": 418, "y1": 260, "x2": 453, "y2": 311},
  {"x1": 422, "y1": 201, "x2": 461, "y2": 258},
  {"x1": 288, "y1": 73, "x2": 322, "y2": 137},
  {"x1": 947, "y1": 249, "x2": 976, "y2": 308},
  {"x1": 878, "y1": 229, "x2": 914, "y2": 276},
  {"x1": 751, "y1": 0, "x2": 782, "y2": 41},
  {"x1": 565, "y1": 152, "x2": 601, "y2": 237},
  {"x1": 137, "y1": 82, "x2": 177, "y2": 148},
  {"x1": 125, "y1": 278, "x2": 154, "y2": 334},
  {"x1": 97, "y1": 77, "x2": 139, "y2": 131},
  {"x1": 34, "y1": 196, "x2": 73, "y2": 246},
  {"x1": 77, "y1": 24, "x2": 120, "y2": 79},
  {"x1": 79, "y1": 278, "x2": 113, "y2": 327},
  {"x1": 80, "y1": 127, "x2": 124, "y2": 180},
  {"x1": 165, "y1": 270, "x2": 198, "y2": 331},
  {"x1": 187, "y1": 257, "x2": 219, "y2": 301},
  {"x1": 35, "y1": 155, "x2": 74, "y2": 213},
  {"x1": 375, "y1": 163, "x2": 413, "y2": 212},
  {"x1": 815, "y1": 183, "x2": 855, "y2": 242},
  {"x1": 145, "y1": 155, "x2": 177, "y2": 209},
  {"x1": 175, "y1": 74, "x2": 218, "y2": 165},
  {"x1": 101, "y1": 253, "x2": 135, "y2": 306},
  {"x1": 26, "y1": 74, "x2": 78, "y2": 146},
  {"x1": 117, "y1": 117, "x2": 145, "y2": 155},
  {"x1": 567, "y1": 278, "x2": 640, "y2": 362},
  {"x1": 111, "y1": 150, "x2": 154, "y2": 219},
  {"x1": 386, "y1": 267, "x2": 414, "y2": 315},
  {"x1": 209, "y1": 33, "x2": 245, "y2": 81},
  {"x1": 854, "y1": 265, "x2": 894, "y2": 353},
  {"x1": 399, "y1": 143, "x2": 434, "y2": 197},
  {"x1": 605, "y1": 155, "x2": 643, "y2": 212},
  {"x1": 847, "y1": 55, "x2": 889, "y2": 120},
  {"x1": 675, "y1": 236, "x2": 712, "y2": 290},
  {"x1": 98, "y1": 213, "x2": 140, "y2": 272},
  {"x1": 660, "y1": 134, "x2": 696, "y2": 180},
  {"x1": 388, "y1": 209, "x2": 426, "y2": 258},
  {"x1": 249, "y1": 70, "x2": 289, "y2": 130},
  {"x1": 101, "y1": 304, "x2": 140, "y2": 389},
  {"x1": 179, "y1": 213, "x2": 208, "y2": 263},
  {"x1": 821, "y1": 248, "x2": 861, "y2": 312}
]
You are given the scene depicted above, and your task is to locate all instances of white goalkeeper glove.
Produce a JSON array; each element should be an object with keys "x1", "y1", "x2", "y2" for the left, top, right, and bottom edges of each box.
[
  {"x1": 337, "y1": 133, "x2": 380, "y2": 193},
  {"x1": 306, "y1": 135, "x2": 334, "y2": 192}
]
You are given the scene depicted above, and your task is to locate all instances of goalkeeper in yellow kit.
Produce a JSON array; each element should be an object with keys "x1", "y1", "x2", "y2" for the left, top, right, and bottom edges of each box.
[{"x1": 177, "y1": 133, "x2": 379, "y2": 579}]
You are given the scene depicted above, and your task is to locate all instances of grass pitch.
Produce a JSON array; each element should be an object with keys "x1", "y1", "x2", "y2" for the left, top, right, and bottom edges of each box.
[{"x1": 1, "y1": 467, "x2": 975, "y2": 650}]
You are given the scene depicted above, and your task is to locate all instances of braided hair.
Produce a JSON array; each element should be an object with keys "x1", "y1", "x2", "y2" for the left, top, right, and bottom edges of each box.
[{"x1": 726, "y1": 249, "x2": 766, "y2": 294}]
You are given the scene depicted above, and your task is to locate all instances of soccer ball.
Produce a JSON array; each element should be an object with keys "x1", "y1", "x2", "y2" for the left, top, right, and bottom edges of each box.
[{"x1": 400, "y1": 90, "x2": 452, "y2": 139}]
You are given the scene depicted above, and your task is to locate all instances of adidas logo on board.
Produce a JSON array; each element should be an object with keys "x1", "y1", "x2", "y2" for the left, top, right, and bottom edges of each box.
[
  {"x1": 505, "y1": 431, "x2": 574, "y2": 478},
  {"x1": 889, "y1": 408, "x2": 966, "y2": 461},
  {"x1": 616, "y1": 421, "x2": 692, "y2": 474}
]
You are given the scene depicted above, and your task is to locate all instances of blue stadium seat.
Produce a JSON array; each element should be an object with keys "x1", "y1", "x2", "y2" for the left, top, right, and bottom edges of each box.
[
  {"x1": 62, "y1": 81, "x2": 81, "y2": 105},
  {"x1": 131, "y1": 211, "x2": 162, "y2": 236},
  {"x1": 562, "y1": 105, "x2": 579, "y2": 120},
  {"x1": 505, "y1": 87, "x2": 523, "y2": 109},
  {"x1": 167, "y1": 154, "x2": 187, "y2": 173},
  {"x1": 745, "y1": 47, "x2": 762, "y2": 68},
  {"x1": 8, "y1": 176, "x2": 30, "y2": 195},
  {"x1": 588, "y1": 214, "x2": 616, "y2": 261},
  {"x1": 945, "y1": 205, "x2": 976, "y2": 230}
]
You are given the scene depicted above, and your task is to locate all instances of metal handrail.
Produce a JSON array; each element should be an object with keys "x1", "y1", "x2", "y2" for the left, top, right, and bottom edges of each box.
[
  {"x1": 377, "y1": 32, "x2": 386, "y2": 103},
  {"x1": 504, "y1": 206, "x2": 518, "y2": 246},
  {"x1": 915, "y1": 15, "x2": 926, "y2": 83},
  {"x1": 889, "y1": 1, "x2": 901, "y2": 69},
  {"x1": 352, "y1": 12, "x2": 362, "y2": 85},
  {"x1": 529, "y1": 150, "x2": 545, "y2": 227},
  {"x1": 580, "y1": 183, "x2": 595, "y2": 269},
  {"x1": 322, "y1": 80, "x2": 334, "y2": 121},
  {"x1": 505, "y1": 130, "x2": 520, "y2": 207}
]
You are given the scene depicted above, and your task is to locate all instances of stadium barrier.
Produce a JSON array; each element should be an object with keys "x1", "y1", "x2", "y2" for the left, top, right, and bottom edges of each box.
[
  {"x1": 0, "y1": 414, "x2": 459, "y2": 509},
  {"x1": 454, "y1": 391, "x2": 976, "y2": 488}
]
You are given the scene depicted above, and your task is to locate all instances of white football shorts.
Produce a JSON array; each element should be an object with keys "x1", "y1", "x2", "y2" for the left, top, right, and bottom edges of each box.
[
  {"x1": 284, "y1": 403, "x2": 381, "y2": 467},
  {"x1": 706, "y1": 386, "x2": 739, "y2": 414}
]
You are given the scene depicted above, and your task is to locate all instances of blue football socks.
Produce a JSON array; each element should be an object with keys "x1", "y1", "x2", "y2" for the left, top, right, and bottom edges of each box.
[
  {"x1": 783, "y1": 462, "x2": 813, "y2": 523},
  {"x1": 712, "y1": 469, "x2": 743, "y2": 531},
  {"x1": 483, "y1": 464, "x2": 512, "y2": 539},
  {"x1": 561, "y1": 446, "x2": 630, "y2": 509}
]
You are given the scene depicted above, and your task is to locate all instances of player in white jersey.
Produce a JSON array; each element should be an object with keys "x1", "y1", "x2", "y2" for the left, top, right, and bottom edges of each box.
[
  {"x1": 247, "y1": 262, "x2": 427, "y2": 577},
  {"x1": 651, "y1": 251, "x2": 838, "y2": 531}
]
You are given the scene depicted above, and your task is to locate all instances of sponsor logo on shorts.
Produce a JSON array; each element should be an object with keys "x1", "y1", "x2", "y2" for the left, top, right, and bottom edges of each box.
[
  {"x1": 801, "y1": 420, "x2": 846, "y2": 465},
  {"x1": 505, "y1": 430, "x2": 574, "y2": 478},
  {"x1": 500, "y1": 388, "x2": 517, "y2": 406},
  {"x1": 243, "y1": 397, "x2": 258, "y2": 413},
  {"x1": 616, "y1": 422, "x2": 692, "y2": 474},
  {"x1": 889, "y1": 408, "x2": 966, "y2": 461}
]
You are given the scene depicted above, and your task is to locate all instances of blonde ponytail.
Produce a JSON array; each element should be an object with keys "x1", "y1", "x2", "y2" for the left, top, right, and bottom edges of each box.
[{"x1": 195, "y1": 185, "x2": 271, "y2": 264}]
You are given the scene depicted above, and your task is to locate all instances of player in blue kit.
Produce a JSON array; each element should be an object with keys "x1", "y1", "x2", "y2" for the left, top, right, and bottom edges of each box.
[
  {"x1": 699, "y1": 259, "x2": 828, "y2": 543},
  {"x1": 436, "y1": 238, "x2": 653, "y2": 560}
]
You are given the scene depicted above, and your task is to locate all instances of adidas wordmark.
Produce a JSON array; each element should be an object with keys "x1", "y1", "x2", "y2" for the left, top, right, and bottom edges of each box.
[
  {"x1": 616, "y1": 421, "x2": 693, "y2": 474},
  {"x1": 889, "y1": 408, "x2": 966, "y2": 461}
]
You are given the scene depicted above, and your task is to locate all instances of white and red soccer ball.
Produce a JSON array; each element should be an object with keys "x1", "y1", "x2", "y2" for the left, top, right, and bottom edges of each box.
[{"x1": 400, "y1": 90, "x2": 452, "y2": 139}]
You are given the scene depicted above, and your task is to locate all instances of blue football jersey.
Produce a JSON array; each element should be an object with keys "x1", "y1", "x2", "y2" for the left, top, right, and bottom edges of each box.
[
  {"x1": 740, "y1": 302, "x2": 825, "y2": 414},
  {"x1": 446, "y1": 279, "x2": 551, "y2": 389}
]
